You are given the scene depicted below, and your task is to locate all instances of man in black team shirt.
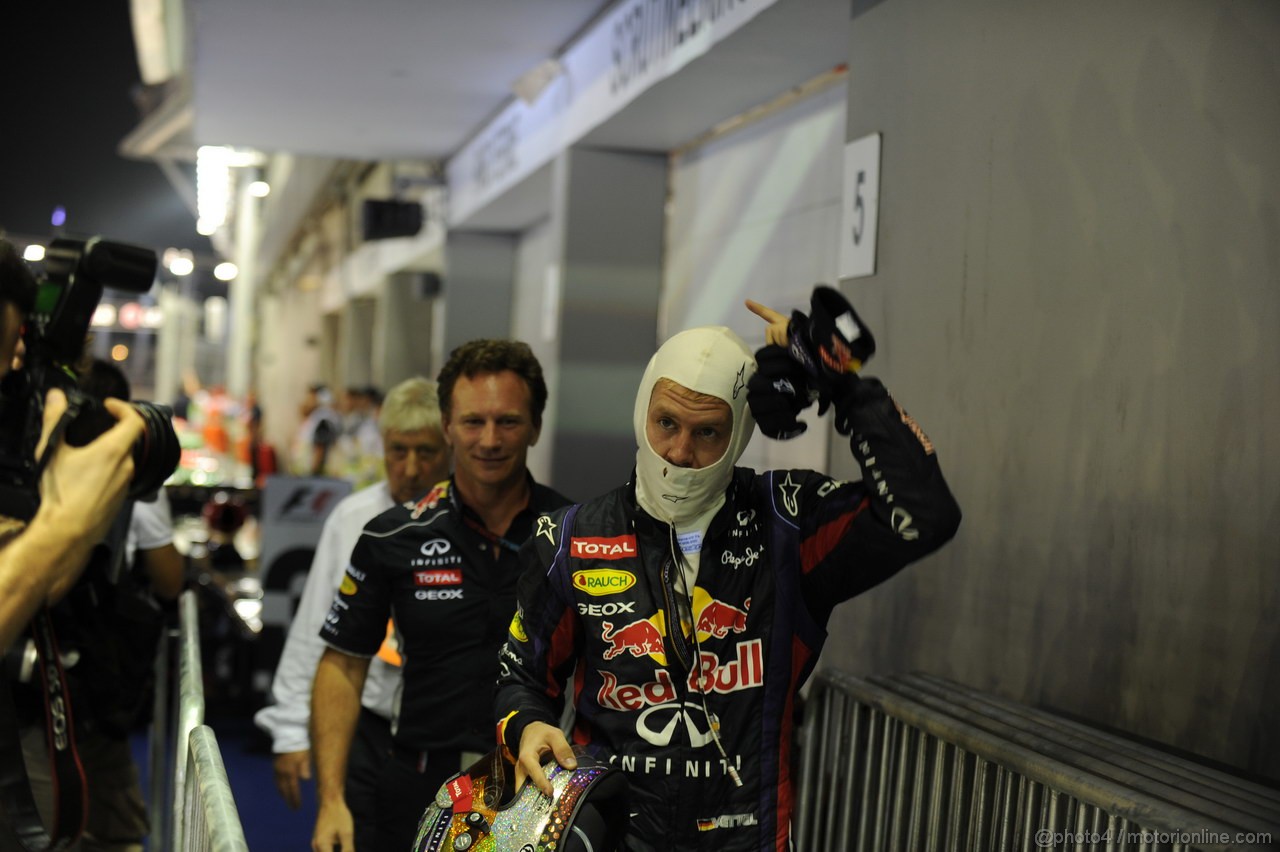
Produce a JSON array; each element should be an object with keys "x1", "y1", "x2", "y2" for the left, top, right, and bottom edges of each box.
[{"x1": 311, "y1": 340, "x2": 571, "y2": 852}]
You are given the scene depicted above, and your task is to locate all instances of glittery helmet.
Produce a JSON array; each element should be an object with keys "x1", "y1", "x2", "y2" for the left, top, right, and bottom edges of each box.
[{"x1": 412, "y1": 747, "x2": 624, "y2": 852}]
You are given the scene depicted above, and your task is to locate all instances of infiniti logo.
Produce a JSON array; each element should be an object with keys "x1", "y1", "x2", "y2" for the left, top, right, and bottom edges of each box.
[
  {"x1": 636, "y1": 701, "x2": 717, "y2": 747},
  {"x1": 420, "y1": 538, "x2": 452, "y2": 556}
]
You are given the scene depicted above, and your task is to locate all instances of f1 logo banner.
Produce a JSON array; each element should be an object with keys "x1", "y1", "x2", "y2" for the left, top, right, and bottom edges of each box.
[{"x1": 253, "y1": 475, "x2": 353, "y2": 694}]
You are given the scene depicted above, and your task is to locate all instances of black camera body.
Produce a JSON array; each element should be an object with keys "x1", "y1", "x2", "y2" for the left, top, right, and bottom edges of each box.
[{"x1": 0, "y1": 236, "x2": 180, "y2": 523}]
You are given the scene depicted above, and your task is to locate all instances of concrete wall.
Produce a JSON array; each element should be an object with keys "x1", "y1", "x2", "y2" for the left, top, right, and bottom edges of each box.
[
  {"x1": 550, "y1": 148, "x2": 667, "y2": 501},
  {"x1": 824, "y1": 0, "x2": 1280, "y2": 778}
]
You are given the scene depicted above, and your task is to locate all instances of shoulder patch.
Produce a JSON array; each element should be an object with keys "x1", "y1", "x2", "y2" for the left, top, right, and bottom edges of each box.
[
  {"x1": 411, "y1": 481, "x2": 451, "y2": 519},
  {"x1": 778, "y1": 472, "x2": 801, "y2": 517},
  {"x1": 535, "y1": 514, "x2": 558, "y2": 544}
]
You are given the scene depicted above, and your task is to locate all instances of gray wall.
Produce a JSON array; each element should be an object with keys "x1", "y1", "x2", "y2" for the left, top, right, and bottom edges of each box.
[
  {"x1": 440, "y1": 231, "x2": 517, "y2": 358},
  {"x1": 823, "y1": 0, "x2": 1280, "y2": 778},
  {"x1": 551, "y1": 147, "x2": 668, "y2": 501}
]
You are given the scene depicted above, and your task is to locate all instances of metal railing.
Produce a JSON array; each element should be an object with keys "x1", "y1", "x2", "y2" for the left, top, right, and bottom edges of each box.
[
  {"x1": 794, "y1": 671, "x2": 1279, "y2": 851},
  {"x1": 147, "y1": 590, "x2": 249, "y2": 851},
  {"x1": 183, "y1": 726, "x2": 249, "y2": 852}
]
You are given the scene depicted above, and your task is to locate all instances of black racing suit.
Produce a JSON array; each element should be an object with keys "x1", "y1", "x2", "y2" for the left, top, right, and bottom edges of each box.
[
  {"x1": 495, "y1": 380, "x2": 961, "y2": 851},
  {"x1": 320, "y1": 476, "x2": 570, "y2": 848}
]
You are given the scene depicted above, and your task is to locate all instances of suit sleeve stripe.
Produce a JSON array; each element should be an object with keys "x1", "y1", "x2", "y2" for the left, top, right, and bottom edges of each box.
[
  {"x1": 543, "y1": 609, "x2": 578, "y2": 699},
  {"x1": 800, "y1": 497, "x2": 868, "y2": 574}
]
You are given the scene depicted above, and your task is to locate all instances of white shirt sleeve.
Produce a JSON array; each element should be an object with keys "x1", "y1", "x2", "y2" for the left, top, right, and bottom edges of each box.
[
  {"x1": 253, "y1": 485, "x2": 390, "y2": 753},
  {"x1": 126, "y1": 490, "x2": 175, "y2": 566}
]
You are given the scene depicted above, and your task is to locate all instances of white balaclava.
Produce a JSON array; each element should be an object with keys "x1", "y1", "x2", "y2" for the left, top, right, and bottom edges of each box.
[{"x1": 633, "y1": 326, "x2": 757, "y2": 528}]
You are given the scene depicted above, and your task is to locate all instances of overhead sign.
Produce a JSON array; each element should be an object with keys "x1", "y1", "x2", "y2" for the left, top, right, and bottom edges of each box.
[{"x1": 448, "y1": 0, "x2": 780, "y2": 225}]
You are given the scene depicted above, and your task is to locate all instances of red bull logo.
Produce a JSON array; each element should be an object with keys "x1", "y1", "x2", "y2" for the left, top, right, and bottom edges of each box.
[
  {"x1": 598, "y1": 669, "x2": 678, "y2": 711},
  {"x1": 690, "y1": 639, "x2": 763, "y2": 695},
  {"x1": 602, "y1": 618, "x2": 665, "y2": 660},
  {"x1": 596, "y1": 639, "x2": 765, "y2": 711},
  {"x1": 695, "y1": 597, "x2": 750, "y2": 639},
  {"x1": 571, "y1": 535, "x2": 638, "y2": 559}
]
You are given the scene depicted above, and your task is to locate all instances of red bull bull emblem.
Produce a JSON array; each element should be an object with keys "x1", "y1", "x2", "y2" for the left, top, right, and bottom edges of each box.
[
  {"x1": 696, "y1": 597, "x2": 750, "y2": 639},
  {"x1": 602, "y1": 617, "x2": 665, "y2": 660}
]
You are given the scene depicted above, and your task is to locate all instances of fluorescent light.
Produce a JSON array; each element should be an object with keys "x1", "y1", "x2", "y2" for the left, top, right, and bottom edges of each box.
[{"x1": 196, "y1": 146, "x2": 232, "y2": 233}]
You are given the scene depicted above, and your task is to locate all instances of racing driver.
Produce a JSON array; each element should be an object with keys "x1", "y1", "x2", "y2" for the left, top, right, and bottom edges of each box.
[{"x1": 494, "y1": 290, "x2": 961, "y2": 850}]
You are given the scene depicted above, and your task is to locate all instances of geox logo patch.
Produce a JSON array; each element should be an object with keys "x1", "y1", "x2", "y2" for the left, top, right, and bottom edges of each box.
[
  {"x1": 572, "y1": 569, "x2": 636, "y2": 596},
  {"x1": 571, "y1": 535, "x2": 638, "y2": 560},
  {"x1": 339, "y1": 575, "x2": 357, "y2": 595}
]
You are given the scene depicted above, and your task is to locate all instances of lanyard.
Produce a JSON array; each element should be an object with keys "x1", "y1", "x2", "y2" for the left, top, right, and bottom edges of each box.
[{"x1": 460, "y1": 514, "x2": 523, "y2": 554}]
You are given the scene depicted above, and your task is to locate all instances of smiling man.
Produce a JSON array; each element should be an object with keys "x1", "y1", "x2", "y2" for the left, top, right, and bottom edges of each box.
[
  {"x1": 496, "y1": 291, "x2": 962, "y2": 851},
  {"x1": 311, "y1": 340, "x2": 570, "y2": 852}
]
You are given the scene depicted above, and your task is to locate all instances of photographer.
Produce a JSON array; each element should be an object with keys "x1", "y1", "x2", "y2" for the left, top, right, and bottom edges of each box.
[{"x1": 0, "y1": 240, "x2": 143, "y2": 655}]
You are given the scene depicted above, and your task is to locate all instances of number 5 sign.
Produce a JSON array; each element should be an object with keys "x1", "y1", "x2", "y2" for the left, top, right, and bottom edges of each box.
[{"x1": 838, "y1": 132, "x2": 882, "y2": 279}]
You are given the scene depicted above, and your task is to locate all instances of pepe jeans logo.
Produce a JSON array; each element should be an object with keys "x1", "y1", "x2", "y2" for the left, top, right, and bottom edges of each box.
[{"x1": 573, "y1": 569, "x2": 637, "y2": 596}]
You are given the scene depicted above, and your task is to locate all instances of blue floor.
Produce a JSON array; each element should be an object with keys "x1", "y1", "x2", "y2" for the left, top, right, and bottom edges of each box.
[
  {"x1": 206, "y1": 713, "x2": 317, "y2": 851},
  {"x1": 133, "y1": 712, "x2": 316, "y2": 851}
]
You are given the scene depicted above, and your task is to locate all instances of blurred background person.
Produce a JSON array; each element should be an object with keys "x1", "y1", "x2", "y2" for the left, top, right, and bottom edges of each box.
[
  {"x1": 255, "y1": 377, "x2": 449, "y2": 852},
  {"x1": 292, "y1": 383, "x2": 340, "y2": 476}
]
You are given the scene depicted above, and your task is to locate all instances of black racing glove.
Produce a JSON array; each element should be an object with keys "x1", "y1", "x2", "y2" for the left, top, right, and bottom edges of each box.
[
  {"x1": 786, "y1": 285, "x2": 876, "y2": 395},
  {"x1": 747, "y1": 345, "x2": 829, "y2": 439}
]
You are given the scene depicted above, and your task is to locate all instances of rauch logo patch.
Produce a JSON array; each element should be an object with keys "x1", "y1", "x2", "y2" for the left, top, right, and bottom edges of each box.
[{"x1": 572, "y1": 569, "x2": 636, "y2": 596}]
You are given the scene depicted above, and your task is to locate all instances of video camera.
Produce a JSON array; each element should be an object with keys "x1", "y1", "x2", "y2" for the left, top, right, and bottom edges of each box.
[{"x1": 0, "y1": 236, "x2": 180, "y2": 523}]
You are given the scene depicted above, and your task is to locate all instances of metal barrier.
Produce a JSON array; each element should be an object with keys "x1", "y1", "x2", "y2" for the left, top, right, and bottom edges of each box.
[
  {"x1": 183, "y1": 726, "x2": 250, "y2": 852},
  {"x1": 172, "y1": 591, "x2": 208, "y2": 850},
  {"x1": 146, "y1": 590, "x2": 249, "y2": 851},
  {"x1": 794, "y1": 671, "x2": 1279, "y2": 851}
]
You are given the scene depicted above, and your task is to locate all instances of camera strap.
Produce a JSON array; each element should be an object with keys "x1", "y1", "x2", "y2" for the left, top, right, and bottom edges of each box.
[{"x1": 0, "y1": 610, "x2": 87, "y2": 851}]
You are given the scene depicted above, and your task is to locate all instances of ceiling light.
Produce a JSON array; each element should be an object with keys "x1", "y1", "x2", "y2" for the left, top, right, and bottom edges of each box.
[
  {"x1": 22, "y1": 244, "x2": 45, "y2": 262},
  {"x1": 197, "y1": 146, "x2": 232, "y2": 234},
  {"x1": 214, "y1": 262, "x2": 239, "y2": 281},
  {"x1": 168, "y1": 255, "x2": 194, "y2": 276},
  {"x1": 248, "y1": 180, "x2": 271, "y2": 198}
]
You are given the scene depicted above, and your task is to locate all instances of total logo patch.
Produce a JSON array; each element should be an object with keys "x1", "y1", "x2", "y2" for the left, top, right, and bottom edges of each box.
[
  {"x1": 571, "y1": 535, "x2": 637, "y2": 560},
  {"x1": 414, "y1": 569, "x2": 462, "y2": 586},
  {"x1": 572, "y1": 569, "x2": 636, "y2": 596}
]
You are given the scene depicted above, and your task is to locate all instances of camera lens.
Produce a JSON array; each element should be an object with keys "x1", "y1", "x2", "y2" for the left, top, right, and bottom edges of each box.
[{"x1": 128, "y1": 402, "x2": 180, "y2": 498}]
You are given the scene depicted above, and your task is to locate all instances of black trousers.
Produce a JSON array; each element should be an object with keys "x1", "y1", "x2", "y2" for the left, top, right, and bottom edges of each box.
[
  {"x1": 346, "y1": 708, "x2": 393, "y2": 852},
  {"x1": 374, "y1": 744, "x2": 461, "y2": 852}
]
